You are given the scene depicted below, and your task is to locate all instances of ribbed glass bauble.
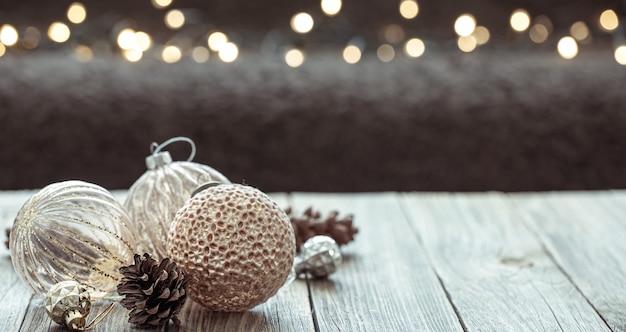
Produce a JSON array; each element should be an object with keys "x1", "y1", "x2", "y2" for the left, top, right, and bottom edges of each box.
[
  {"x1": 124, "y1": 137, "x2": 230, "y2": 260},
  {"x1": 10, "y1": 180, "x2": 137, "y2": 301}
]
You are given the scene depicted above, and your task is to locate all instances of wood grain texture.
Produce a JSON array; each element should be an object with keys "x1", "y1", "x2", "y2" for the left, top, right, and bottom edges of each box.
[
  {"x1": 0, "y1": 191, "x2": 314, "y2": 331},
  {"x1": 513, "y1": 191, "x2": 626, "y2": 332},
  {"x1": 0, "y1": 191, "x2": 39, "y2": 331},
  {"x1": 290, "y1": 192, "x2": 463, "y2": 332},
  {"x1": 402, "y1": 192, "x2": 609, "y2": 331}
]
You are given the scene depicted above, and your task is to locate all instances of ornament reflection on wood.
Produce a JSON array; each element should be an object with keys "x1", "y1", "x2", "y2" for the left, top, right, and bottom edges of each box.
[
  {"x1": 295, "y1": 235, "x2": 342, "y2": 278},
  {"x1": 10, "y1": 180, "x2": 137, "y2": 301},
  {"x1": 124, "y1": 137, "x2": 230, "y2": 261},
  {"x1": 166, "y1": 183, "x2": 296, "y2": 311}
]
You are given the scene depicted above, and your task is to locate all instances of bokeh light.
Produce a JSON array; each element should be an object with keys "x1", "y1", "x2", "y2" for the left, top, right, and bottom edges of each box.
[
  {"x1": 377, "y1": 44, "x2": 395, "y2": 62},
  {"x1": 570, "y1": 21, "x2": 590, "y2": 42},
  {"x1": 117, "y1": 28, "x2": 136, "y2": 50},
  {"x1": 321, "y1": 0, "x2": 342, "y2": 17},
  {"x1": 457, "y1": 35, "x2": 477, "y2": 52},
  {"x1": 291, "y1": 12, "x2": 314, "y2": 34},
  {"x1": 404, "y1": 38, "x2": 425, "y2": 58},
  {"x1": 135, "y1": 31, "x2": 152, "y2": 51},
  {"x1": 614, "y1": 45, "x2": 626, "y2": 65},
  {"x1": 599, "y1": 9, "x2": 619, "y2": 32},
  {"x1": 510, "y1": 9, "x2": 530, "y2": 32},
  {"x1": 343, "y1": 45, "x2": 361, "y2": 64},
  {"x1": 557, "y1": 36, "x2": 578, "y2": 59},
  {"x1": 208, "y1": 31, "x2": 228, "y2": 51},
  {"x1": 48, "y1": 22, "x2": 71, "y2": 43},
  {"x1": 74, "y1": 45, "x2": 93, "y2": 62},
  {"x1": 0, "y1": 43, "x2": 5, "y2": 57},
  {"x1": 21, "y1": 27, "x2": 40, "y2": 49},
  {"x1": 151, "y1": 0, "x2": 173, "y2": 9},
  {"x1": 0, "y1": 24, "x2": 19, "y2": 46},
  {"x1": 535, "y1": 15, "x2": 554, "y2": 33},
  {"x1": 192, "y1": 46, "x2": 210, "y2": 63},
  {"x1": 219, "y1": 42, "x2": 239, "y2": 62},
  {"x1": 67, "y1": 2, "x2": 87, "y2": 24},
  {"x1": 383, "y1": 24, "x2": 405, "y2": 44},
  {"x1": 123, "y1": 48, "x2": 142, "y2": 62},
  {"x1": 165, "y1": 9, "x2": 185, "y2": 29},
  {"x1": 285, "y1": 48, "x2": 305, "y2": 67},
  {"x1": 529, "y1": 24, "x2": 549, "y2": 43},
  {"x1": 399, "y1": 0, "x2": 419, "y2": 20},
  {"x1": 162, "y1": 45, "x2": 182, "y2": 63},
  {"x1": 472, "y1": 26, "x2": 490, "y2": 45},
  {"x1": 454, "y1": 14, "x2": 476, "y2": 37}
]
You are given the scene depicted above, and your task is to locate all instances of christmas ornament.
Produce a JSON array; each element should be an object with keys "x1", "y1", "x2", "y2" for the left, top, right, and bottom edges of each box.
[
  {"x1": 166, "y1": 183, "x2": 296, "y2": 311},
  {"x1": 295, "y1": 235, "x2": 342, "y2": 278},
  {"x1": 124, "y1": 137, "x2": 230, "y2": 260},
  {"x1": 286, "y1": 207, "x2": 358, "y2": 250},
  {"x1": 10, "y1": 180, "x2": 137, "y2": 301},
  {"x1": 44, "y1": 280, "x2": 115, "y2": 331},
  {"x1": 118, "y1": 253, "x2": 188, "y2": 328}
]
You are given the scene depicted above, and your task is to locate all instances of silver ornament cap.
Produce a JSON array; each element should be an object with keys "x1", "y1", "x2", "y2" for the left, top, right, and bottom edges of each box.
[
  {"x1": 45, "y1": 280, "x2": 91, "y2": 331},
  {"x1": 145, "y1": 151, "x2": 173, "y2": 170},
  {"x1": 295, "y1": 235, "x2": 342, "y2": 278}
]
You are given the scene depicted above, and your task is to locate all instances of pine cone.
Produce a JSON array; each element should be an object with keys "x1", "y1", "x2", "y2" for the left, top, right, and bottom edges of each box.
[
  {"x1": 286, "y1": 207, "x2": 358, "y2": 250},
  {"x1": 118, "y1": 253, "x2": 188, "y2": 328},
  {"x1": 4, "y1": 228, "x2": 9, "y2": 250}
]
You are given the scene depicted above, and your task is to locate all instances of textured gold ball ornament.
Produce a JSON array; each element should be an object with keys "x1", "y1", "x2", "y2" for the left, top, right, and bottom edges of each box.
[
  {"x1": 124, "y1": 137, "x2": 230, "y2": 260},
  {"x1": 10, "y1": 180, "x2": 137, "y2": 301},
  {"x1": 166, "y1": 183, "x2": 296, "y2": 311}
]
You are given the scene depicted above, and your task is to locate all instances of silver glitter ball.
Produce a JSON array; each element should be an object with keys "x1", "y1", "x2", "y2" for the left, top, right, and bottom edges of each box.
[{"x1": 295, "y1": 235, "x2": 342, "y2": 278}]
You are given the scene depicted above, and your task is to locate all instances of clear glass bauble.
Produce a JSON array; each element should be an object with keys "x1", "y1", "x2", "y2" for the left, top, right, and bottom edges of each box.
[
  {"x1": 10, "y1": 180, "x2": 137, "y2": 301},
  {"x1": 124, "y1": 137, "x2": 230, "y2": 260}
]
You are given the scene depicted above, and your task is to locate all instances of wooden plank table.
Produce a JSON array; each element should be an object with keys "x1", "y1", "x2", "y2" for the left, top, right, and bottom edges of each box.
[{"x1": 1, "y1": 190, "x2": 625, "y2": 331}]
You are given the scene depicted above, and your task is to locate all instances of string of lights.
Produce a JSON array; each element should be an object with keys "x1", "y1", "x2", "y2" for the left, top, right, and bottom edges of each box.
[{"x1": 0, "y1": 0, "x2": 625, "y2": 66}]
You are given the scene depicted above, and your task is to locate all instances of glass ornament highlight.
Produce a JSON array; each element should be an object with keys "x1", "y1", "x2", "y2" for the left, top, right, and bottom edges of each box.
[{"x1": 10, "y1": 180, "x2": 137, "y2": 301}]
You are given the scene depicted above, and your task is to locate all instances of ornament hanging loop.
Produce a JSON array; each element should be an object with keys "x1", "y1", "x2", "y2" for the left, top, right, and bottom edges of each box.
[
  {"x1": 80, "y1": 303, "x2": 116, "y2": 331},
  {"x1": 146, "y1": 137, "x2": 197, "y2": 170},
  {"x1": 150, "y1": 136, "x2": 196, "y2": 162},
  {"x1": 65, "y1": 303, "x2": 115, "y2": 331}
]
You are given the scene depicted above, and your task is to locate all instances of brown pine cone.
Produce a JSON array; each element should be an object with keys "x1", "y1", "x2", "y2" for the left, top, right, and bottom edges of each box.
[
  {"x1": 286, "y1": 207, "x2": 358, "y2": 250},
  {"x1": 118, "y1": 253, "x2": 188, "y2": 328}
]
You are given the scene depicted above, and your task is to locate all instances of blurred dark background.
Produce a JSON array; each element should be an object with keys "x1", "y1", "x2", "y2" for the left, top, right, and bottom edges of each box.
[{"x1": 1, "y1": 0, "x2": 626, "y2": 192}]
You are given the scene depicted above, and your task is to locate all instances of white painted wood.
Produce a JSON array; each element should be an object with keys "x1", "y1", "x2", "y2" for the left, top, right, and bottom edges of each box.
[
  {"x1": 513, "y1": 191, "x2": 626, "y2": 332},
  {"x1": 291, "y1": 192, "x2": 463, "y2": 332},
  {"x1": 402, "y1": 192, "x2": 609, "y2": 331}
]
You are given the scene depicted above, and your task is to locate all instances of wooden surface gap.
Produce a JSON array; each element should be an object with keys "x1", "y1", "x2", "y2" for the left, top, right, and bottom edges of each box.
[
  {"x1": 397, "y1": 194, "x2": 468, "y2": 332},
  {"x1": 402, "y1": 192, "x2": 610, "y2": 331},
  {"x1": 513, "y1": 200, "x2": 614, "y2": 332},
  {"x1": 305, "y1": 275, "x2": 321, "y2": 332},
  {"x1": 511, "y1": 192, "x2": 626, "y2": 331}
]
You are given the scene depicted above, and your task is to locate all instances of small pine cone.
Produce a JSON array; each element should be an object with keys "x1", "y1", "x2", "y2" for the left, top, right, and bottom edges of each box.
[
  {"x1": 4, "y1": 228, "x2": 10, "y2": 250},
  {"x1": 286, "y1": 207, "x2": 358, "y2": 250},
  {"x1": 118, "y1": 253, "x2": 188, "y2": 328}
]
